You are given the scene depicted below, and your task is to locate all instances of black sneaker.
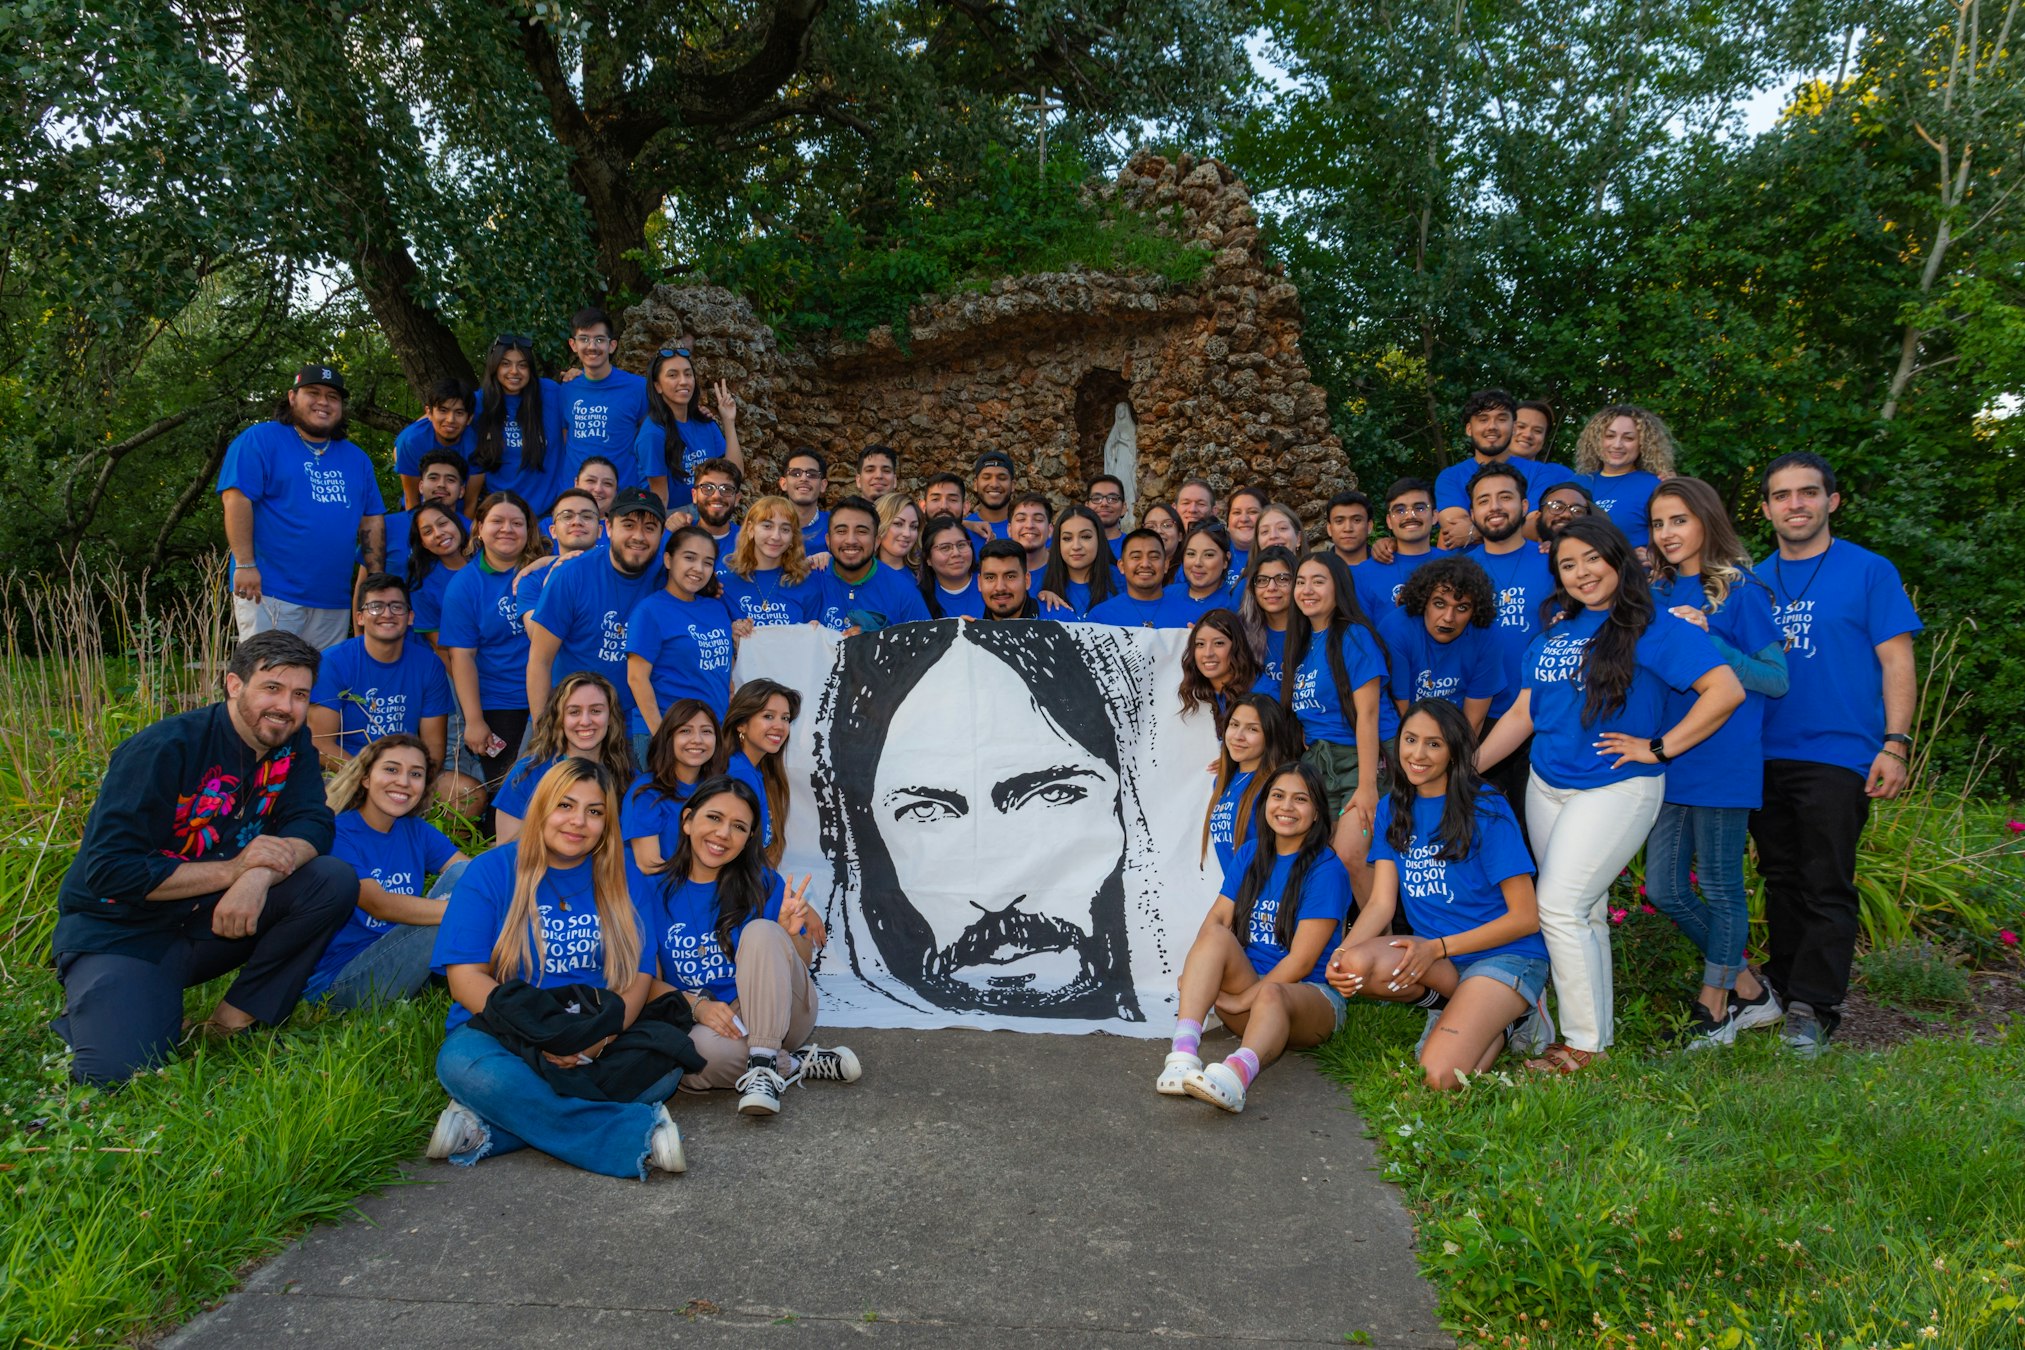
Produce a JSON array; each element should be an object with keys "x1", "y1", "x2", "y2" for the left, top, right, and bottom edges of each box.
[
  {"x1": 1677, "y1": 1001, "x2": 1738, "y2": 1051},
  {"x1": 792, "y1": 1042, "x2": 862, "y2": 1084},
  {"x1": 736, "y1": 1060, "x2": 790, "y2": 1115},
  {"x1": 1728, "y1": 979, "x2": 1785, "y2": 1035}
]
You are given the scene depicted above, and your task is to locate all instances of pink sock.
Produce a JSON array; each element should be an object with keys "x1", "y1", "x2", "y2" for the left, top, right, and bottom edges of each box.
[
  {"x1": 1170, "y1": 1017, "x2": 1203, "y2": 1057},
  {"x1": 1224, "y1": 1048, "x2": 1261, "y2": 1089}
]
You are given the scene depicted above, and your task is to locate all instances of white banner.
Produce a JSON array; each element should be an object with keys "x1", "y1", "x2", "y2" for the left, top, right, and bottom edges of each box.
[{"x1": 734, "y1": 620, "x2": 1222, "y2": 1037}]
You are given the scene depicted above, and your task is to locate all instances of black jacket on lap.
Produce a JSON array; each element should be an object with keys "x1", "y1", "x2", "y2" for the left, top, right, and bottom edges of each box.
[{"x1": 472, "y1": 980, "x2": 705, "y2": 1101}]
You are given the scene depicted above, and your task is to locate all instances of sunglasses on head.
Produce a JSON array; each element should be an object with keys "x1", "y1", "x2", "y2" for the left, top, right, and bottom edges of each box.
[
  {"x1": 492, "y1": 334, "x2": 534, "y2": 351},
  {"x1": 657, "y1": 347, "x2": 693, "y2": 359}
]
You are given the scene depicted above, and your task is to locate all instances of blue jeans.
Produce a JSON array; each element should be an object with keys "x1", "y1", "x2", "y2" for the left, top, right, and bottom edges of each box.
[
  {"x1": 435, "y1": 1023, "x2": 684, "y2": 1180},
  {"x1": 318, "y1": 858, "x2": 472, "y2": 1012},
  {"x1": 1644, "y1": 802, "x2": 1752, "y2": 989}
]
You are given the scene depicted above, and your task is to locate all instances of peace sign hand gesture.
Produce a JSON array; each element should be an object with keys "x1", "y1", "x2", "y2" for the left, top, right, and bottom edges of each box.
[
  {"x1": 777, "y1": 873, "x2": 826, "y2": 949},
  {"x1": 712, "y1": 379, "x2": 738, "y2": 425}
]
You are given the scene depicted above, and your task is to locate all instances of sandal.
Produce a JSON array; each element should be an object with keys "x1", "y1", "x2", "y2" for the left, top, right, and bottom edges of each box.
[{"x1": 1523, "y1": 1043, "x2": 1606, "y2": 1075}]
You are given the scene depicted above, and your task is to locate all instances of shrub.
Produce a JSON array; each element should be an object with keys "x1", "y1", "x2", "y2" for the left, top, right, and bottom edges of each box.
[{"x1": 1856, "y1": 940, "x2": 1975, "y2": 1008}]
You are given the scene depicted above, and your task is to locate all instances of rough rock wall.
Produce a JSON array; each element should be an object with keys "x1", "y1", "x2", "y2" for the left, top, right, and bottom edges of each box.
[{"x1": 616, "y1": 152, "x2": 1350, "y2": 519}]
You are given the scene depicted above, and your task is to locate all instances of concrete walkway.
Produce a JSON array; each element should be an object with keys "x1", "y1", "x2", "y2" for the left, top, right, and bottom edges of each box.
[{"x1": 167, "y1": 1028, "x2": 1450, "y2": 1348}]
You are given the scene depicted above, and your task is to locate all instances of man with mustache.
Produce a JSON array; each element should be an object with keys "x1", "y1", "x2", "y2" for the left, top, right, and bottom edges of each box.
[
  {"x1": 689, "y1": 457, "x2": 744, "y2": 558},
  {"x1": 525, "y1": 487, "x2": 668, "y2": 724},
  {"x1": 1463, "y1": 462, "x2": 1553, "y2": 847},
  {"x1": 50, "y1": 632, "x2": 358, "y2": 1084}
]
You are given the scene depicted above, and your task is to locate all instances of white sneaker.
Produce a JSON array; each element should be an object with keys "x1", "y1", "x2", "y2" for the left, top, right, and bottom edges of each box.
[
  {"x1": 1728, "y1": 980, "x2": 1785, "y2": 1035},
  {"x1": 1156, "y1": 1051, "x2": 1202, "y2": 1095},
  {"x1": 736, "y1": 1062, "x2": 790, "y2": 1115},
  {"x1": 426, "y1": 1101, "x2": 481, "y2": 1160},
  {"x1": 649, "y1": 1111, "x2": 686, "y2": 1174},
  {"x1": 1181, "y1": 1061, "x2": 1247, "y2": 1113},
  {"x1": 792, "y1": 1042, "x2": 862, "y2": 1084}
]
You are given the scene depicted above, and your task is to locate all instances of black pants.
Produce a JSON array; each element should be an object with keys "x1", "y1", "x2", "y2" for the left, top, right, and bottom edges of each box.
[
  {"x1": 53, "y1": 855, "x2": 359, "y2": 1085},
  {"x1": 1482, "y1": 732, "x2": 1535, "y2": 858},
  {"x1": 1749, "y1": 759, "x2": 1870, "y2": 1034},
  {"x1": 474, "y1": 707, "x2": 533, "y2": 793}
]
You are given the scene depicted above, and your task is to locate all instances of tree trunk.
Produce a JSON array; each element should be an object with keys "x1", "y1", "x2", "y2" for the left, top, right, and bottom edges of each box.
[
  {"x1": 354, "y1": 232, "x2": 477, "y2": 396},
  {"x1": 571, "y1": 148, "x2": 658, "y2": 309}
]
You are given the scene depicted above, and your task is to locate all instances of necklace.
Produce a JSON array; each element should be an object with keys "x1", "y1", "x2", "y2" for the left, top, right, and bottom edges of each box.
[
  {"x1": 1126, "y1": 594, "x2": 1162, "y2": 627},
  {"x1": 1769, "y1": 546, "x2": 1831, "y2": 610},
  {"x1": 1476, "y1": 546, "x2": 1530, "y2": 606},
  {"x1": 297, "y1": 430, "x2": 332, "y2": 457}
]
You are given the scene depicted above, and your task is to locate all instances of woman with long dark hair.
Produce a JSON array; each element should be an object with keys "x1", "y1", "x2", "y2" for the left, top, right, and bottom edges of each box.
[
  {"x1": 467, "y1": 335, "x2": 569, "y2": 515},
  {"x1": 427, "y1": 758, "x2": 686, "y2": 1179},
  {"x1": 637, "y1": 347, "x2": 742, "y2": 519},
  {"x1": 405, "y1": 502, "x2": 470, "y2": 645},
  {"x1": 1139, "y1": 501, "x2": 1184, "y2": 576},
  {"x1": 623, "y1": 699, "x2": 728, "y2": 871},
  {"x1": 1643, "y1": 477, "x2": 1789, "y2": 1046},
  {"x1": 1178, "y1": 609, "x2": 1261, "y2": 732},
  {"x1": 439, "y1": 490, "x2": 547, "y2": 795},
  {"x1": 1282, "y1": 551, "x2": 1390, "y2": 890},
  {"x1": 1236, "y1": 545, "x2": 1299, "y2": 690},
  {"x1": 649, "y1": 776, "x2": 860, "y2": 1116},
  {"x1": 723, "y1": 679, "x2": 801, "y2": 869},
  {"x1": 1328, "y1": 699, "x2": 1553, "y2": 1088},
  {"x1": 1200, "y1": 694, "x2": 1304, "y2": 874},
  {"x1": 1037, "y1": 505, "x2": 1119, "y2": 617},
  {"x1": 625, "y1": 524, "x2": 737, "y2": 744},
  {"x1": 917, "y1": 514, "x2": 982, "y2": 619},
  {"x1": 1476, "y1": 516, "x2": 1741, "y2": 1073},
  {"x1": 493, "y1": 672, "x2": 635, "y2": 843},
  {"x1": 1157, "y1": 521, "x2": 1234, "y2": 628},
  {"x1": 1158, "y1": 762, "x2": 1352, "y2": 1114}
]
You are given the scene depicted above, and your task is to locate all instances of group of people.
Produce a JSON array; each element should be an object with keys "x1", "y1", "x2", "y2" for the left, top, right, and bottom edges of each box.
[{"x1": 47, "y1": 319, "x2": 1919, "y2": 1173}]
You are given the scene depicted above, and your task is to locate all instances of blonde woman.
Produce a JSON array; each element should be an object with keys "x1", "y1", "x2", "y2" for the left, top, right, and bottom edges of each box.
[
  {"x1": 305, "y1": 734, "x2": 469, "y2": 1010},
  {"x1": 875, "y1": 492, "x2": 923, "y2": 576},
  {"x1": 492, "y1": 672, "x2": 634, "y2": 842},
  {"x1": 720, "y1": 495, "x2": 823, "y2": 627},
  {"x1": 427, "y1": 758, "x2": 687, "y2": 1178},
  {"x1": 1570, "y1": 404, "x2": 1679, "y2": 549}
]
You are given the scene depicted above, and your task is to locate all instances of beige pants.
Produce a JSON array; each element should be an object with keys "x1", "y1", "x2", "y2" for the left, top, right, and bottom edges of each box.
[{"x1": 679, "y1": 919, "x2": 820, "y2": 1091}]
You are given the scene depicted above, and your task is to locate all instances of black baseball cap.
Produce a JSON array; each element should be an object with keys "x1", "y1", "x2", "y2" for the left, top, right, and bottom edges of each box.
[
  {"x1": 609, "y1": 487, "x2": 667, "y2": 520},
  {"x1": 973, "y1": 451, "x2": 1015, "y2": 477},
  {"x1": 292, "y1": 363, "x2": 347, "y2": 396}
]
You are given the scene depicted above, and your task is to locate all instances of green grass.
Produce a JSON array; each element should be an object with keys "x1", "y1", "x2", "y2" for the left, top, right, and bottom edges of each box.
[{"x1": 1314, "y1": 1001, "x2": 2025, "y2": 1350}]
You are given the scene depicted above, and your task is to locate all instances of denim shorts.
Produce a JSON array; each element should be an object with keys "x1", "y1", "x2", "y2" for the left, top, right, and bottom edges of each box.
[
  {"x1": 1315, "y1": 981, "x2": 1348, "y2": 1034},
  {"x1": 1453, "y1": 951, "x2": 1552, "y2": 1005}
]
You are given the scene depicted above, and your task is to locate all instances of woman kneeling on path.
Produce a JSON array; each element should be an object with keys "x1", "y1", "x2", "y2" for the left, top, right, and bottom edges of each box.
[
  {"x1": 651, "y1": 776, "x2": 861, "y2": 1117},
  {"x1": 427, "y1": 758, "x2": 690, "y2": 1179},
  {"x1": 1158, "y1": 761, "x2": 1353, "y2": 1114},
  {"x1": 1327, "y1": 700, "x2": 1554, "y2": 1090}
]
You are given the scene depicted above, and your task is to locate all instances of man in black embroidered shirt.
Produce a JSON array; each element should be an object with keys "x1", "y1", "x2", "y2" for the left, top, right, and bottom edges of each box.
[{"x1": 51, "y1": 632, "x2": 357, "y2": 1084}]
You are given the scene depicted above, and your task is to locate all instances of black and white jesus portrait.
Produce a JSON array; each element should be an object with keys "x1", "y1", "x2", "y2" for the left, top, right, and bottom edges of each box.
[{"x1": 810, "y1": 619, "x2": 1161, "y2": 1021}]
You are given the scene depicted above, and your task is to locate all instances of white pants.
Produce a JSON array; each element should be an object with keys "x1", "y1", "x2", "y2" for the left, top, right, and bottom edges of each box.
[
  {"x1": 1526, "y1": 771, "x2": 1667, "y2": 1052},
  {"x1": 232, "y1": 595, "x2": 351, "y2": 650}
]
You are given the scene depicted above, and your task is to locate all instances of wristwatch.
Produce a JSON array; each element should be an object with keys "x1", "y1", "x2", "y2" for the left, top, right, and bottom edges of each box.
[
  {"x1": 1883, "y1": 733, "x2": 1912, "y2": 748},
  {"x1": 1648, "y1": 736, "x2": 1671, "y2": 764}
]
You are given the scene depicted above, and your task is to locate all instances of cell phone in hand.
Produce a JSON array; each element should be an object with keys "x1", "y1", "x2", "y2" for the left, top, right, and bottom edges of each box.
[{"x1": 485, "y1": 734, "x2": 507, "y2": 756}]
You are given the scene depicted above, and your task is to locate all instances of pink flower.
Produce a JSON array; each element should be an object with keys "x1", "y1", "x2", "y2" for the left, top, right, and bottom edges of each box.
[
  {"x1": 1637, "y1": 884, "x2": 1648, "y2": 898},
  {"x1": 2007, "y1": 821, "x2": 2025, "y2": 834},
  {"x1": 1641, "y1": 903, "x2": 1658, "y2": 916},
  {"x1": 2001, "y1": 930, "x2": 2020, "y2": 947},
  {"x1": 1609, "y1": 908, "x2": 1628, "y2": 925},
  {"x1": 1688, "y1": 870, "x2": 1699, "y2": 886}
]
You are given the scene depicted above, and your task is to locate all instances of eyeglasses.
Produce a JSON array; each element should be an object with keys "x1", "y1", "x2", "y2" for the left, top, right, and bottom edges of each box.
[
  {"x1": 657, "y1": 348, "x2": 693, "y2": 359},
  {"x1": 573, "y1": 335, "x2": 613, "y2": 347},
  {"x1": 1253, "y1": 574, "x2": 1293, "y2": 589},
  {"x1": 492, "y1": 334, "x2": 534, "y2": 351},
  {"x1": 1389, "y1": 503, "x2": 1431, "y2": 517},
  {"x1": 552, "y1": 509, "x2": 601, "y2": 525},
  {"x1": 695, "y1": 483, "x2": 739, "y2": 497},
  {"x1": 783, "y1": 469, "x2": 823, "y2": 481},
  {"x1": 1542, "y1": 500, "x2": 1590, "y2": 516},
  {"x1": 359, "y1": 601, "x2": 411, "y2": 616},
  {"x1": 1087, "y1": 492, "x2": 1124, "y2": 504}
]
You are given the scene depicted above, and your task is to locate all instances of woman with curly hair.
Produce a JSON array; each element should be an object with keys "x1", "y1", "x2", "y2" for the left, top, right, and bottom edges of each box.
[
  {"x1": 1377, "y1": 555, "x2": 1506, "y2": 734},
  {"x1": 1570, "y1": 404, "x2": 1679, "y2": 550},
  {"x1": 719, "y1": 496, "x2": 822, "y2": 627},
  {"x1": 875, "y1": 492, "x2": 924, "y2": 577}
]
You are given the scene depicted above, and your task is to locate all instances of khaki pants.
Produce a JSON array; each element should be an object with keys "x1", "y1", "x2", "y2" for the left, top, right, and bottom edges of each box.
[
  {"x1": 233, "y1": 594, "x2": 351, "y2": 650},
  {"x1": 679, "y1": 919, "x2": 821, "y2": 1091}
]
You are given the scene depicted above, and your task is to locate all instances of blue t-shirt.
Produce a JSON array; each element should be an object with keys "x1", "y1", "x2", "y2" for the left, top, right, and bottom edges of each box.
[
  {"x1": 1758, "y1": 540, "x2": 1921, "y2": 777},
  {"x1": 718, "y1": 568, "x2": 822, "y2": 627},
  {"x1": 305, "y1": 810, "x2": 460, "y2": 1000},
  {"x1": 1223, "y1": 547, "x2": 1250, "y2": 590},
  {"x1": 1433, "y1": 454, "x2": 1574, "y2": 515},
  {"x1": 1378, "y1": 606, "x2": 1505, "y2": 712},
  {"x1": 1464, "y1": 544, "x2": 1557, "y2": 718},
  {"x1": 491, "y1": 753, "x2": 564, "y2": 823},
  {"x1": 472, "y1": 381, "x2": 571, "y2": 514},
  {"x1": 1153, "y1": 582, "x2": 1231, "y2": 630},
  {"x1": 799, "y1": 511, "x2": 830, "y2": 555},
  {"x1": 647, "y1": 870, "x2": 787, "y2": 1002},
  {"x1": 215, "y1": 422, "x2": 387, "y2": 609},
  {"x1": 375, "y1": 506, "x2": 468, "y2": 577},
  {"x1": 638, "y1": 418, "x2": 727, "y2": 511},
  {"x1": 1290, "y1": 624, "x2": 1389, "y2": 745},
  {"x1": 1524, "y1": 607, "x2": 1723, "y2": 790},
  {"x1": 437, "y1": 558, "x2": 530, "y2": 711},
  {"x1": 1254, "y1": 626, "x2": 1288, "y2": 691},
  {"x1": 1653, "y1": 573, "x2": 1783, "y2": 808},
  {"x1": 430, "y1": 843, "x2": 654, "y2": 1030},
  {"x1": 561, "y1": 369, "x2": 650, "y2": 486},
  {"x1": 1366, "y1": 793, "x2": 1547, "y2": 964},
  {"x1": 1574, "y1": 470, "x2": 1662, "y2": 548},
  {"x1": 309, "y1": 637, "x2": 456, "y2": 756},
  {"x1": 527, "y1": 553, "x2": 666, "y2": 721},
  {"x1": 1208, "y1": 769, "x2": 1256, "y2": 875},
  {"x1": 394, "y1": 418, "x2": 476, "y2": 478},
  {"x1": 816, "y1": 563, "x2": 930, "y2": 632},
  {"x1": 408, "y1": 561, "x2": 462, "y2": 634},
  {"x1": 1035, "y1": 576, "x2": 1095, "y2": 616},
  {"x1": 1351, "y1": 548, "x2": 1451, "y2": 617},
  {"x1": 1217, "y1": 840, "x2": 1353, "y2": 984},
  {"x1": 621, "y1": 773, "x2": 698, "y2": 855},
  {"x1": 726, "y1": 750, "x2": 773, "y2": 848},
  {"x1": 1082, "y1": 591, "x2": 1160, "y2": 627},
  {"x1": 926, "y1": 579, "x2": 986, "y2": 620},
  {"x1": 964, "y1": 513, "x2": 1013, "y2": 541},
  {"x1": 626, "y1": 589, "x2": 736, "y2": 731}
]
